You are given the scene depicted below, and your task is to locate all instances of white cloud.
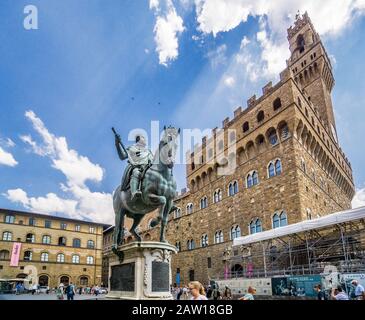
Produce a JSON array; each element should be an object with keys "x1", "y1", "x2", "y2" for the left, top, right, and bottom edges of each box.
[
  {"x1": 352, "y1": 188, "x2": 365, "y2": 208},
  {"x1": 0, "y1": 137, "x2": 15, "y2": 148},
  {"x1": 194, "y1": 0, "x2": 365, "y2": 37},
  {"x1": 206, "y1": 44, "x2": 227, "y2": 68},
  {"x1": 150, "y1": 0, "x2": 185, "y2": 66},
  {"x1": 224, "y1": 76, "x2": 235, "y2": 87},
  {"x1": 22, "y1": 110, "x2": 103, "y2": 187},
  {"x1": 5, "y1": 111, "x2": 113, "y2": 224},
  {"x1": 193, "y1": 0, "x2": 365, "y2": 80},
  {"x1": 240, "y1": 36, "x2": 250, "y2": 48},
  {"x1": 0, "y1": 146, "x2": 18, "y2": 167}
]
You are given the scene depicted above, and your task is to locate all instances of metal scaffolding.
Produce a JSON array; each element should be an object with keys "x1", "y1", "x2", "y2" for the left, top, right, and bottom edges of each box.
[{"x1": 217, "y1": 207, "x2": 365, "y2": 280}]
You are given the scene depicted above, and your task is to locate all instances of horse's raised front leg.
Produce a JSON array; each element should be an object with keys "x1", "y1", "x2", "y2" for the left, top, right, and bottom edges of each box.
[
  {"x1": 148, "y1": 194, "x2": 166, "y2": 228},
  {"x1": 160, "y1": 199, "x2": 173, "y2": 243}
]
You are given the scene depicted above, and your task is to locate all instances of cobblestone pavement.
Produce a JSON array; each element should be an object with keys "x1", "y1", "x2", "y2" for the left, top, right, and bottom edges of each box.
[{"x1": 0, "y1": 293, "x2": 106, "y2": 300}]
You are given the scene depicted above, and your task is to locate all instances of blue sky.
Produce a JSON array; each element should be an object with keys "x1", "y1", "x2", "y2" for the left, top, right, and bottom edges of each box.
[{"x1": 0, "y1": 0, "x2": 364, "y2": 224}]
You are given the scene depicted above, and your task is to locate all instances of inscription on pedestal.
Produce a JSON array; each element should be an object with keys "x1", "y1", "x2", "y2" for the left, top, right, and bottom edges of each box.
[
  {"x1": 110, "y1": 263, "x2": 135, "y2": 292},
  {"x1": 152, "y1": 261, "x2": 169, "y2": 292}
]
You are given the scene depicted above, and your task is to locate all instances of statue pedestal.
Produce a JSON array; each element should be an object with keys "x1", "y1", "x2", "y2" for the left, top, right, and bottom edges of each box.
[{"x1": 106, "y1": 241, "x2": 177, "y2": 300}]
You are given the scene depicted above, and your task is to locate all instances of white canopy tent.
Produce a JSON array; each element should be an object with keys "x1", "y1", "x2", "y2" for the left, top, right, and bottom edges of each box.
[{"x1": 233, "y1": 206, "x2": 365, "y2": 247}]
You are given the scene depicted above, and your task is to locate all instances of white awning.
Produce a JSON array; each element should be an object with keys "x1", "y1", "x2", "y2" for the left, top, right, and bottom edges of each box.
[{"x1": 233, "y1": 206, "x2": 365, "y2": 247}]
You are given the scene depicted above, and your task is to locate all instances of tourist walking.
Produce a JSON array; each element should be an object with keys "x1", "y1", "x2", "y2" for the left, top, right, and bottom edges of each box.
[
  {"x1": 223, "y1": 286, "x2": 232, "y2": 300},
  {"x1": 189, "y1": 281, "x2": 208, "y2": 300},
  {"x1": 212, "y1": 285, "x2": 221, "y2": 300},
  {"x1": 56, "y1": 284, "x2": 64, "y2": 300},
  {"x1": 181, "y1": 286, "x2": 189, "y2": 300},
  {"x1": 65, "y1": 282, "x2": 76, "y2": 300},
  {"x1": 314, "y1": 284, "x2": 327, "y2": 300},
  {"x1": 176, "y1": 286, "x2": 182, "y2": 300},
  {"x1": 351, "y1": 280, "x2": 365, "y2": 300}
]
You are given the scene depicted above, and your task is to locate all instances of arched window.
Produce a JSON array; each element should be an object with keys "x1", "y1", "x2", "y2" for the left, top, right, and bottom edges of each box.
[
  {"x1": 73, "y1": 238, "x2": 81, "y2": 248},
  {"x1": 213, "y1": 189, "x2": 222, "y2": 203},
  {"x1": 230, "y1": 225, "x2": 241, "y2": 240},
  {"x1": 40, "y1": 252, "x2": 49, "y2": 262},
  {"x1": 24, "y1": 251, "x2": 32, "y2": 261},
  {"x1": 252, "y1": 171, "x2": 259, "y2": 186},
  {"x1": 191, "y1": 240, "x2": 195, "y2": 249},
  {"x1": 0, "y1": 250, "x2": 10, "y2": 260},
  {"x1": 72, "y1": 255, "x2": 80, "y2": 264},
  {"x1": 175, "y1": 242, "x2": 181, "y2": 252},
  {"x1": 215, "y1": 231, "x2": 223, "y2": 244},
  {"x1": 191, "y1": 162, "x2": 195, "y2": 170},
  {"x1": 57, "y1": 253, "x2": 65, "y2": 263},
  {"x1": 187, "y1": 240, "x2": 195, "y2": 251},
  {"x1": 228, "y1": 183, "x2": 233, "y2": 196},
  {"x1": 247, "y1": 174, "x2": 253, "y2": 188},
  {"x1": 2, "y1": 231, "x2": 12, "y2": 241},
  {"x1": 80, "y1": 276, "x2": 88, "y2": 286},
  {"x1": 280, "y1": 211, "x2": 288, "y2": 227},
  {"x1": 273, "y1": 98, "x2": 282, "y2": 111},
  {"x1": 275, "y1": 160, "x2": 282, "y2": 175},
  {"x1": 174, "y1": 208, "x2": 182, "y2": 219},
  {"x1": 242, "y1": 122, "x2": 249, "y2": 133},
  {"x1": 218, "y1": 140, "x2": 224, "y2": 150},
  {"x1": 4, "y1": 215, "x2": 15, "y2": 224},
  {"x1": 26, "y1": 233, "x2": 35, "y2": 243},
  {"x1": 257, "y1": 111, "x2": 265, "y2": 123},
  {"x1": 200, "y1": 234, "x2": 208, "y2": 248},
  {"x1": 297, "y1": 34, "x2": 305, "y2": 53},
  {"x1": 200, "y1": 197, "x2": 208, "y2": 209},
  {"x1": 272, "y1": 214, "x2": 280, "y2": 229},
  {"x1": 228, "y1": 181, "x2": 238, "y2": 196},
  {"x1": 42, "y1": 235, "x2": 51, "y2": 244},
  {"x1": 86, "y1": 256, "x2": 94, "y2": 265},
  {"x1": 233, "y1": 181, "x2": 238, "y2": 194},
  {"x1": 87, "y1": 240, "x2": 95, "y2": 249},
  {"x1": 58, "y1": 237, "x2": 66, "y2": 246},
  {"x1": 268, "y1": 163, "x2": 275, "y2": 178},
  {"x1": 186, "y1": 203, "x2": 193, "y2": 214},
  {"x1": 250, "y1": 219, "x2": 262, "y2": 234},
  {"x1": 39, "y1": 275, "x2": 49, "y2": 286},
  {"x1": 60, "y1": 276, "x2": 69, "y2": 286}
]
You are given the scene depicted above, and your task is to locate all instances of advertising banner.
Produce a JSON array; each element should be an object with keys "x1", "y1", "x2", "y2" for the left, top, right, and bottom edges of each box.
[
  {"x1": 10, "y1": 242, "x2": 22, "y2": 267},
  {"x1": 216, "y1": 278, "x2": 272, "y2": 296},
  {"x1": 272, "y1": 275, "x2": 321, "y2": 297}
]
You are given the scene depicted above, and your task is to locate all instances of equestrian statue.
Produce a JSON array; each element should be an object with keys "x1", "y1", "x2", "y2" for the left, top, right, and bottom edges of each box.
[{"x1": 111, "y1": 126, "x2": 179, "y2": 261}]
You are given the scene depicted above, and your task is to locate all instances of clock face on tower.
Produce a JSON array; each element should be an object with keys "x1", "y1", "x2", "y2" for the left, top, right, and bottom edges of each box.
[{"x1": 331, "y1": 124, "x2": 338, "y2": 144}]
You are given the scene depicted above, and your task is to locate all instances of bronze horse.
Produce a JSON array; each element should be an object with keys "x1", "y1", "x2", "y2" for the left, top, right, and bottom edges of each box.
[{"x1": 112, "y1": 127, "x2": 179, "y2": 259}]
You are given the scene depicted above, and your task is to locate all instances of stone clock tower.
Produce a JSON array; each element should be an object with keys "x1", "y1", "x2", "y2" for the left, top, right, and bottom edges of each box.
[{"x1": 287, "y1": 12, "x2": 338, "y2": 143}]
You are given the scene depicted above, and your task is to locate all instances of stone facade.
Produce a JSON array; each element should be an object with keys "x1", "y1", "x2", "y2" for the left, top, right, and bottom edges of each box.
[
  {"x1": 113, "y1": 14, "x2": 355, "y2": 286},
  {"x1": 0, "y1": 208, "x2": 110, "y2": 289}
]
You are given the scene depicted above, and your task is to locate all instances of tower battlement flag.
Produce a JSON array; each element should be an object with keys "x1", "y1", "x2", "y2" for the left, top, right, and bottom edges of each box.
[{"x1": 10, "y1": 242, "x2": 22, "y2": 267}]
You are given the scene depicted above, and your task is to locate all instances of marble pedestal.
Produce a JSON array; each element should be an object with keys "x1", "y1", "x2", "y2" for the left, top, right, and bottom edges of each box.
[{"x1": 106, "y1": 241, "x2": 177, "y2": 300}]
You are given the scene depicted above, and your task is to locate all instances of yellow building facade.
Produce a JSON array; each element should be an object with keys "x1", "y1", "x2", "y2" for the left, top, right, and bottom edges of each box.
[{"x1": 0, "y1": 208, "x2": 110, "y2": 289}]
